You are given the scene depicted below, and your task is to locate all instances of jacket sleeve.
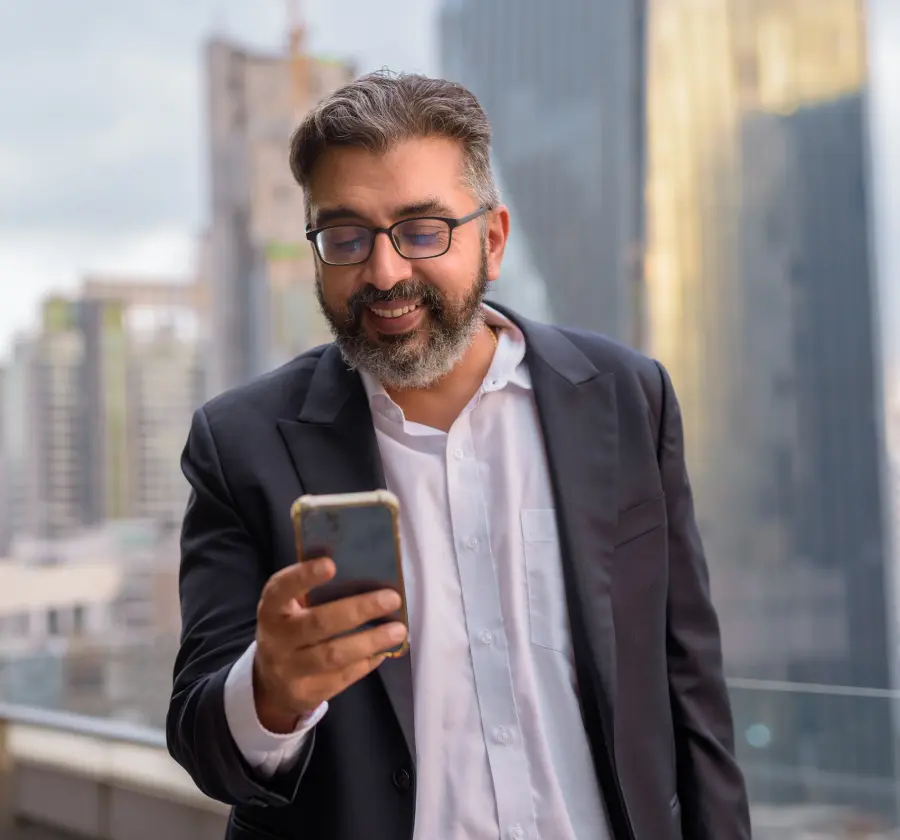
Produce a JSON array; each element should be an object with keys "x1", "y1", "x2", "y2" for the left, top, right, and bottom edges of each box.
[
  {"x1": 655, "y1": 361, "x2": 752, "y2": 839},
  {"x1": 166, "y1": 406, "x2": 314, "y2": 807},
  {"x1": 223, "y1": 640, "x2": 324, "y2": 774}
]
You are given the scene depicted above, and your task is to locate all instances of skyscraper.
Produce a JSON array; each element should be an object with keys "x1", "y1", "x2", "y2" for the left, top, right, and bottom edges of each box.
[
  {"x1": 644, "y1": 0, "x2": 897, "y2": 821},
  {"x1": 77, "y1": 297, "x2": 131, "y2": 524},
  {"x1": 204, "y1": 38, "x2": 355, "y2": 396},
  {"x1": 128, "y1": 313, "x2": 204, "y2": 526},
  {"x1": 7, "y1": 280, "x2": 205, "y2": 545},
  {"x1": 29, "y1": 298, "x2": 89, "y2": 540},
  {"x1": 439, "y1": 0, "x2": 648, "y2": 344}
]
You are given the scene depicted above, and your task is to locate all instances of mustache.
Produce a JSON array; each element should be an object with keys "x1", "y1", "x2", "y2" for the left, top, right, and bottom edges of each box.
[{"x1": 348, "y1": 281, "x2": 443, "y2": 314}]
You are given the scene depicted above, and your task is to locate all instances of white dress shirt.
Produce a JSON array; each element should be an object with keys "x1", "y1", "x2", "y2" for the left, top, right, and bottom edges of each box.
[{"x1": 224, "y1": 306, "x2": 612, "y2": 840}]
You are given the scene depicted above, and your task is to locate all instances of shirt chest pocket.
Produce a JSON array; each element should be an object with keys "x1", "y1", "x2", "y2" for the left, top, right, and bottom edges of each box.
[{"x1": 521, "y1": 509, "x2": 571, "y2": 654}]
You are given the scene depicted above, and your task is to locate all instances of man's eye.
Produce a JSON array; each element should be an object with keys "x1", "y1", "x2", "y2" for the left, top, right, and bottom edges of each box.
[
  {"x1": 334, "y1": 237, "x2": 365, "y2": 252},
  {"x1": 402, "y1": 231, "x2": 440, "y2": 245}
]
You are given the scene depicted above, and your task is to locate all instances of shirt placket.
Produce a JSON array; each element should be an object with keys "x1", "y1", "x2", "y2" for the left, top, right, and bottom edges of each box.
[{"x1": 445, "y1": 405, "x2": 537, "y2": 840}]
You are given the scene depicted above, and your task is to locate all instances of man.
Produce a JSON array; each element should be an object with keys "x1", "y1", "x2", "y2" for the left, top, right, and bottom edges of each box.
[{"x1": 167, "y1": 71, "x2": 751, "y2": 840}]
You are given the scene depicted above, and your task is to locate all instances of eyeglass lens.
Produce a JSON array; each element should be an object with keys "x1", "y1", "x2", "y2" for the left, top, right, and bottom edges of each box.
[{"x1": 315, "y1": 218, "x2": 452, "y2": 265}]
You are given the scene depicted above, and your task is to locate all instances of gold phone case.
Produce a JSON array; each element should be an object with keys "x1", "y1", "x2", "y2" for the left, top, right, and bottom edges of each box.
[{"x1": 290, "y1": 490, "x2": 409, "y2": 658}]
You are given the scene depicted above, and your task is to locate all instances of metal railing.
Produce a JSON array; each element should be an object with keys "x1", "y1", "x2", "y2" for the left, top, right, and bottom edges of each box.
[
  {"x1": 3, "y1": 677, "x2": 900, "y2": 839},
  {"x1": 725, "y1": 677, "x2": 900, "y2": 837},
  {"x1": 0, "y1": 702, "x2": 227, "y2": 840}
]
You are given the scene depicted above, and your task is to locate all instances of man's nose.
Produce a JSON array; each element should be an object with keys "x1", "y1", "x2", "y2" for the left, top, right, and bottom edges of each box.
[{"x1": 365, "y1": 232, "x2": 412, "y2": 290}]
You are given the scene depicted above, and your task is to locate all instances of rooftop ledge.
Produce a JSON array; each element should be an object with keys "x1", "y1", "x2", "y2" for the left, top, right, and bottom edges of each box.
[{"x1": 0, "y1": 702, "x2": 227, "y2": 840}]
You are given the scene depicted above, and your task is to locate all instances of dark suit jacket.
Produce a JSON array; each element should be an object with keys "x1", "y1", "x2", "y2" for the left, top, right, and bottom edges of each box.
[{"x1": 167, "y1": 308, "x2": 752, "y2": 840}]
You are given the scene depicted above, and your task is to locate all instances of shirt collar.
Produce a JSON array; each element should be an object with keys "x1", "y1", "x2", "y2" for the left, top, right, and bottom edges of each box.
[
  {"x1": 482, "y1": 303, "x2": 531, "y2": 392},
  {"x1": 358, "y1": 303, "x2": 532, "y2": 415}
]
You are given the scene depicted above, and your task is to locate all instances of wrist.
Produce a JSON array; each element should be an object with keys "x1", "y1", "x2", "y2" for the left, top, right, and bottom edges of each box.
[
  {"x1": 257, "y1": 699, "x2": 302, "y2": 735},
  {"x1": 252, "y1": 656, "x2": 303, "y2": 734}
]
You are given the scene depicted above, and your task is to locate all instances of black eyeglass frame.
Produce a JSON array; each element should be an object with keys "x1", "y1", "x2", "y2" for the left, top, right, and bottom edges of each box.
[{"x1": 305, "y1": 207, "x2": 489, "y2": 266}]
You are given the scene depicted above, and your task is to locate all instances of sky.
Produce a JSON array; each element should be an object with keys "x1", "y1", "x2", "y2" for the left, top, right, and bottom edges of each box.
[
  {"x1": 0, "y1": 1, "x2": 899, "y2": 371},
  {"x1": 0, "y1": 0, "x2": 438, "y2": 360}
]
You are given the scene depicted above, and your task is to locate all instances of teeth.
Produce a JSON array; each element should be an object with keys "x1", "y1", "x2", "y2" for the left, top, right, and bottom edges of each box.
[{"x1": 370, "y1": 304, "x2": 419, "y2": 318}]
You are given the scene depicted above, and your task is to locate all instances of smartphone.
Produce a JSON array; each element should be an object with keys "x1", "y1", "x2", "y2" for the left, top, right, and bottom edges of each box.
[{"x1": 291, "y1": 489, "x2": 409, "y2": 658}]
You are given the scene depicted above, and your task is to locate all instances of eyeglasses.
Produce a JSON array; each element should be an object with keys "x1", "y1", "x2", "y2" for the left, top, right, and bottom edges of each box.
[{"x1": 306, "y1": 208, "x2": 488, "y2": 266}]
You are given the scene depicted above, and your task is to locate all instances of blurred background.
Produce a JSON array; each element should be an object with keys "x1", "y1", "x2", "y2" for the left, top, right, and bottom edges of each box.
[{"x1": 1, "y1": 0, "x2": 899, "y2": 837}]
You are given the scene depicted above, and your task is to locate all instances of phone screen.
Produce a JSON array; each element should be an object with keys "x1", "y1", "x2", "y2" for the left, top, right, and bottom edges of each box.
[{"x1": 299, "y1": 501, "x2": 406, "y2": 640}]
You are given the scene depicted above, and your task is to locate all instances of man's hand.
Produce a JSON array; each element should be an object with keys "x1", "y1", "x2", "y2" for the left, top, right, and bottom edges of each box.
[{"x1": 252, "y1": 557, "x2": 407, "y2": 733}]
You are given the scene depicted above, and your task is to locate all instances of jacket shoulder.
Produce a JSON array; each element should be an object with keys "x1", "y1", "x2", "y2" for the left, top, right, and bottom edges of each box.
[
  {"x1": 199, "y1": 344, "x2": 330, "y2": 429},
  {"x1": 555, "y1": 326, "x2": 664, "y2": 411}
]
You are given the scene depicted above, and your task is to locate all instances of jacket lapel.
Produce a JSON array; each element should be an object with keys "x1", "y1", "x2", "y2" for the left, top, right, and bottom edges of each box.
[
  {"x1": 272, "y1": 317, "x2": 620, "y2": 768},
  {"x1": 514, "y1": 317, "x2": 620, "y2": 738},
  {"x1": 276, "y1": 345, "x2": 416, "y2": 763}
]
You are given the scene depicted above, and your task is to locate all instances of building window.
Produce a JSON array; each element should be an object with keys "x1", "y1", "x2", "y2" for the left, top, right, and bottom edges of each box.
[{"x1": 73, "y1": 604, "x2": 86, "y2": 635}]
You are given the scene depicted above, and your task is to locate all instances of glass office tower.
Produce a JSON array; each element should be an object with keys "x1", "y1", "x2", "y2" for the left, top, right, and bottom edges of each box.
[
  {"x1": 645, "y1": 0, "x2": 898, "y2": 823},
  {"x1": 440, "y1": 0, "x2": 647, "y2": 345}
]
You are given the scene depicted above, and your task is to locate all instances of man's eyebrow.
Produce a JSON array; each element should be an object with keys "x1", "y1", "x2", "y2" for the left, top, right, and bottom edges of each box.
[
  {"x1": 312, "y1": 197, "x2": 456, "y2": 229},
  {"x1": 393, "y1": 198, "x2": 455, "y2": 218},
  {"x1": 313, "y1": 205, "x2": 366, "y2": 228}
]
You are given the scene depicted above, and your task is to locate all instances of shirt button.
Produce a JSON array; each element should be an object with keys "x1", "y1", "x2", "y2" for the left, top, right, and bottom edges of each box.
[
  {"x1": 509, "y1": 825, "x2": 525, "y2": 840},
  {"x1": 480, "y1": 630, "x2": 493, "y2": 646},
  {"x1": 453, "y1": 447, "x2": 464, "y2": 460},
  {"x1": 493, "y1": 726, "x2": 511, "y2": 745},
  {"x1": 466, "y1": 536, "x2": 479, "y2": 550},
  {"x1": 392, "y1": 768, "x2": 412, "y2": 791}
]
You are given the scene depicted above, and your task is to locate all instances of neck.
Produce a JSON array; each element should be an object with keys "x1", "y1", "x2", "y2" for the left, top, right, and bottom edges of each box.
[{"x1": 385, "y1": 324, "x2": 497, "y2": 431}]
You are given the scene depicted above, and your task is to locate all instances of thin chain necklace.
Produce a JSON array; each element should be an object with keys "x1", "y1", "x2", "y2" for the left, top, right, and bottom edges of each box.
[{"x1": 489, "y1": 326, "x2": 499, "y2": 349}]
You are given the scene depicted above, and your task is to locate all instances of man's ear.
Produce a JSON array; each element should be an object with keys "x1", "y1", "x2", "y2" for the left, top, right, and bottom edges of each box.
[{"x1": 485, "y1": 205, "x2": 510, "y2": 283}]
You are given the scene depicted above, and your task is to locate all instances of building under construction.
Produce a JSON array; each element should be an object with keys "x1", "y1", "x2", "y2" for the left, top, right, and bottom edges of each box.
[{"x1": 204, "y1": 11, "x2": 355, "y2": 396}]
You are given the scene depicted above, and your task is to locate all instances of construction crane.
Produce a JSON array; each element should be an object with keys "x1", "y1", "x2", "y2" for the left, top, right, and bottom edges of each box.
[{"x1": 287, "y1": 0, "x2": 310, "y2": 118}]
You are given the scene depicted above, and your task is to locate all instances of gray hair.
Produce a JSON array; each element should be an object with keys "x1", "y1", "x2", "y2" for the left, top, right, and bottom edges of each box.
[{"x1": 289, "y1": 70, "x2": 500, "y2": 222}]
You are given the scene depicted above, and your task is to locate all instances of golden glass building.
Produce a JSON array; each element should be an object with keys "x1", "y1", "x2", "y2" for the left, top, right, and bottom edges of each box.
[{"x1": 646, "y1": 0, "x2": 896, "y2": 821}]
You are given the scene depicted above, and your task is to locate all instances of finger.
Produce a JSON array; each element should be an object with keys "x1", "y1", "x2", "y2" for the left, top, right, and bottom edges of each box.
[
  {"x1": 261, "y1": 557, "x2": 335, "y2": 616},
  {"x1": 298, "y1": 621, "x2": 408, "y2": 675},
  {"x1": 290, "y1": 652, "x2": 387, "y2": 711},
  {"x1": 296, "y1": 588, "x2": 403, "y2": 647},
  {"x1": 333, "y1": 652, "x2": 388, "y2": 692}
]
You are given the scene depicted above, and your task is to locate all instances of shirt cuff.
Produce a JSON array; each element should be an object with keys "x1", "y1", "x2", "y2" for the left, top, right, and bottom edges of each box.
[{"x1": 223, "y1": 640, "x2": 328, "y2": 769}]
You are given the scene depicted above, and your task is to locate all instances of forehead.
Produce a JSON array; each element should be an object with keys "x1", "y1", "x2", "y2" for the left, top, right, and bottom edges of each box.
[{"x1": 307, "y1": 137, "x2": 469, "y2": 219}]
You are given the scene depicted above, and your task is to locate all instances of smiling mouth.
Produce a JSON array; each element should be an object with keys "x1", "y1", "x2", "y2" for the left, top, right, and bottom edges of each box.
[{"x1": 367, "y1": 303, "x2": 422, "y2": 319}]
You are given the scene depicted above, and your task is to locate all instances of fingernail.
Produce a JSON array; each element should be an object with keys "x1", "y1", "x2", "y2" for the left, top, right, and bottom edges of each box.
[
  {"x1": 386, "y1": 623, "x2": 407, "y2": 642},
  {"x1": 378, "y1": 590, "x2": 401, "y2": 610}
]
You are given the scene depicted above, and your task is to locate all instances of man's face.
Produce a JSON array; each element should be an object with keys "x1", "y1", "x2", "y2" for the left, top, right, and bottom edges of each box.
[{"x1": 307, "y1": 137, "x2": 508, "y2": 389}]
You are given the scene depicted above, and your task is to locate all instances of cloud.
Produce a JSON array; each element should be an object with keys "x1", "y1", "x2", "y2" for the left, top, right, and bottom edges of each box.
[
  {"x1": 0, "y1": 0, "x2": 440, "y2": 353},
  {"x1": 0, "y1": 3, "x2": 222, "y2": 235},
  {"x1": 0, "y1": 0, "x2": 434, "y2": 237}
]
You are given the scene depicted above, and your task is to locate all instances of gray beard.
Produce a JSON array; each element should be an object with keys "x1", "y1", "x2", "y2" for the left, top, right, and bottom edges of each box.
[
  {"x1": 338, "y1": 307, "x2": 485, "y2": 390},
  {"x1": 316, "y1": 252, "x2": 489, "y2": 390}
]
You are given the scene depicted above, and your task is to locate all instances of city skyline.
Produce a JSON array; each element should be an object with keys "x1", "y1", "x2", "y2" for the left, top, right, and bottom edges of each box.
[
  {"x1": 0, "y1": 0, "x2": 438, "y2": 362},
  {"x1": 1, "y1": 0, "x2": 899, "y2": 371},
  {"x1": 3, "y1": 3, "x2": 900, "y2": 830}
]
